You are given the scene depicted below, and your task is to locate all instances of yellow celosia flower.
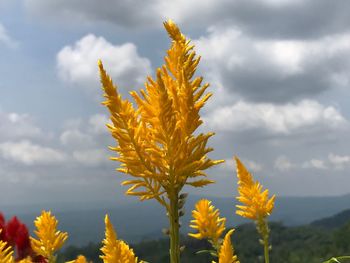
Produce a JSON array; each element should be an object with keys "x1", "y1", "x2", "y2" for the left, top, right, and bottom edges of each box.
[
  {"x1": 189, "y1": 199, "x2": 226, "y2": 244},
  {"x1": 0, "y1": 239, "x2": 14, "y2": 263},
  {"x1": 30, "y1": 210, "x2": 68, "y2": 260},
  {"x1": 18, "y1": 257, "x2": 33, "y2": 263},
  {"x1": 213, "y1": 230, "x2": 239, "y2": 263},
  {"x1": 66, "y1": 255, "x2": 89, "y2": 263},
  {"x1": 235, "y1": 157, "x2": 275, "y2": 220},
  {"x1": 99, "y1": 19, "x2": 224, "y2": 203},
  {"x1": 100, "y1": 214, "x2": 141, "y2": 263}
]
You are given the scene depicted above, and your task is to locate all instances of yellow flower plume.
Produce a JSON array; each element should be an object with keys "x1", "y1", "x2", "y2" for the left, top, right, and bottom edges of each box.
[
  {"x1": 100, "y1": 214, "x2": 141, "y2": 263},
  {"x1": 99, "y1": 19, "x2": 224, "y2": 204},
  {"x1": 0, "y1": 238, "x2": 14, "y2": 263},
  {"x1": 213, "y1": 230, "x2": 239, "y2": 263},
  {"x1": 189, "y1": 199, "x2": 226, "y2": 244},
  {"x1": 235, "y1": 157, "x2": 275, "y2": 220},
  {"x1": 30, "y1": 210, "x2": 68, "y2": 260}
]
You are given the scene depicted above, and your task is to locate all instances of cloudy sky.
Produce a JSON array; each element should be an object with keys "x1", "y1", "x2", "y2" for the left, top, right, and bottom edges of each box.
[{"x1": 1, "y1": 0, "x2": 350, "y2": 208}]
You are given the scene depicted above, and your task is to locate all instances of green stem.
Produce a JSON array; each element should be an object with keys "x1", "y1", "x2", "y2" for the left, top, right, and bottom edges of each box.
[
  {"x1": 256, "y1": 217, "x2": 270, "y2": 263},
  {"x1": 263, "y1": 236, "x2": 270, "y2": 263},
  {"x1": 48, "y1": 255, "x2": 56, "y2": 263},
  {"x1": 169, "y1": 193, "x2": 180, "y2": 263}
]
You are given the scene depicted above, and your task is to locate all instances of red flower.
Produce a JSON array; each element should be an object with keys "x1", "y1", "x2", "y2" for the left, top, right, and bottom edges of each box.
[
  {"x1": 4, "y1": 216, "x2": 32, "y2": 260},
  {"x1": 0, "y1": 213, "x2": 5, "y2": 240},
  {"x1": 0, "y1": 212, "x2": 47, "y2": 262},
  {"x1": 6, "y1": 216, "x2": 21, "y2": 246},
  {"x1": 14, "y1": 223, "x2": 31, "y2": 259}
]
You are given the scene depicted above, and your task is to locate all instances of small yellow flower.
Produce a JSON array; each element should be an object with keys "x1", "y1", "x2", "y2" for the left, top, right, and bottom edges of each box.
[
  {"x1": 66, "y1": 255, "x2": 89, "y2": 263},
  {"x1": 0, "y1": 239, "x2": 14, "y2": 263},
  {"x1": 215, "y1": 230, "x2": 239, "y2": 263},
  {"x1": 18, "y1": 257, "x2": 33, "y2": 263},
  {"x1": 100, "y1": 215, "x2": 140, "y2": 263},
  {"x1": 189, "y1": 199, "x2": 226, "y2": 244},
  {"x1": 30, "y1": 210, "x2": 68, "y2": 260},
  {"x1": 235, "y1": 157, "x2": 275, "y2": 220}
]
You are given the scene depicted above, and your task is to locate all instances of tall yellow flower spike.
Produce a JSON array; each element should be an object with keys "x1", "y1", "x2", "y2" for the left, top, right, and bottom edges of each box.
[
  {"x1": 100, "y1": 19, "x2": 224, "y2": 263},
  {"x1": 30, "y1": 210, "x2": 68, "y2": 261},
  {"x1": 235, "y1": 157, "x2": 275, "y2": 220},
  {"x1": 189, "y1": 199, "x2": 226, "y2": 245},
  {"x1": 0, "y1": 238, "x2": 14, "y2": 263},
  {"x1": 213, "y1": 230, "x2": 239, "y2": 263},
  {"x1": 100, "y1": 215, "x2": 141, "y2": 263},
  {"x1": 235, "y1": 156, "x2": 275, "y2": 263},
  {"x1": 99, "y1": 19, "x2": 224, "y2": 203}
]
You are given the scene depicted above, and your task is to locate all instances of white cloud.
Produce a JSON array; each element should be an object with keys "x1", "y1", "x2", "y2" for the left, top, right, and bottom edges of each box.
[
  {"x1": 221, "y1": 157, "x2": 263, "y2": 173},
  {"x1": 247, "y1": 160, "x2": 264, "y2": 172},
  {"x1": 0, "y1": 111, "x2": 42, "y2": 140},
  {"x1": 88, "y1": 114, "x2": 110, "y2": 135},
  {"x1": 0, "y1": 140, "x2": 66, "y2": 165},
  {"x1": 0, "y1": 23, "x2": 17, "y2": 48},
  {"x1": 274, "y1": 156, "x2": 294, "y2": 172},
  {"x1": 194, "y1": 28, "x2": 350, "y2": 102},
  {"x1": 203, "y1": 100, "x2": 346, "y2": 134},
  {"x1": 303, "y1": 159, "x2": 328, "y2": 170},
  {"x1": 57, "y1": 34, "x2": 151, "y2": 95},
  {"x1": 60, "y1": 129, "x2": 94, "y2": 148},
  {"x1": 73, "y1": 148, "x2": 109, "y2": 167},
  {"x1": 328, "y1": 153, "x2": 350, "y2": 170}
]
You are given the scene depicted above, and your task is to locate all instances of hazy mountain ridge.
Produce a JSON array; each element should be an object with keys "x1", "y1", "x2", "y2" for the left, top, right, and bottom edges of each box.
[{"x1": 3, "y1": 194, "x2": 350, "y2": 246}]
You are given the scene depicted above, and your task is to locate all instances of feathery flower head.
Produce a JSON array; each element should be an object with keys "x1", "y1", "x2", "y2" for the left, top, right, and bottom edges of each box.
[
  {"x1": 100, "y1": 215, "x2": 140, "y2": 263},
  {"x1": 189, "y1": 199, "x2": 226, "y2": 243},
  {"x1": 30, "y1": 210, "x2": 68, "y2": 259},
  {"x1": 214, "y1": 230, "x2": 239, "y2": 263},
  {"x1": 235, "y1": 157, "x2": 275, "y2": 220},
  {"x1": 99, "y1": 19, "x2": 224, "y2": 203}
]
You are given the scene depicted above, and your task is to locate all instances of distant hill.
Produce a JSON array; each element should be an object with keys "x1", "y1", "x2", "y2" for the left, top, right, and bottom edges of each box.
[
  {"x1": 3, "y1": 194, "x2": 350, "y2": 246},
  {"x1": 58, "y1": 216, "x2": 350, "y2": 263},
  {"x1": 311, "y1": 209, "x2": 350, "y2": 229}
]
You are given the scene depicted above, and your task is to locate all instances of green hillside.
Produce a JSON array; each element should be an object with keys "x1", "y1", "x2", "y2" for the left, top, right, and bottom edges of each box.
[{"x1": 57, "y1": 209, "x2": 350, "y2": 263}]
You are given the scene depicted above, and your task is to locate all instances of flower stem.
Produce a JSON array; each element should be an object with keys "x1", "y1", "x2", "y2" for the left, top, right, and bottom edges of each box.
[
  {"x1": 256, "y1": 217, "x2": 270, "y2": 263},
  {"x1": 323, "y1": 256, "x2": 350, "y2": 263},
  {"x1": 336, "y1": 256, "x2": 350, "y2": 261},
  {"x1": 263, "y1": 237, "x2": 270, "y2": 263},
  {"x1": 169, "y1": 193, "x2": 180, "y2": 263},
  {"x1": 48, "y1": 255, "x2": 56, "y2": 263}
]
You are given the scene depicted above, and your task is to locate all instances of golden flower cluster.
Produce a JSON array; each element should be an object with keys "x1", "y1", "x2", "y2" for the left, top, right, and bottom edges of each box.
[
  {"x1": 0, "y1": 235, "x2": 13, "y2": 263},
  {"x1": 100, "y1": 215, "x2": 141, "y2": 263},
  {"x1": 189, "y1": 199, "x2": 239, "y2": 262},
  {"x1": 189, "y1": 199, "x2": 226, "y2": 243},
  {"x1": 235, "y1": 157, "x2": 275, "y2": 220},
  {"x1": 30, "y1": 211, "x2": 68, "y2": 260},
  {"x1": 99, "y1": 19, "x2": 223, "y2": 205},
  {"x1": 214, "y1": 230, "x2": 240, "y2": 263},
  {"x1": 66, "y1": 255, "x2": 89, "y2": 263}
]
